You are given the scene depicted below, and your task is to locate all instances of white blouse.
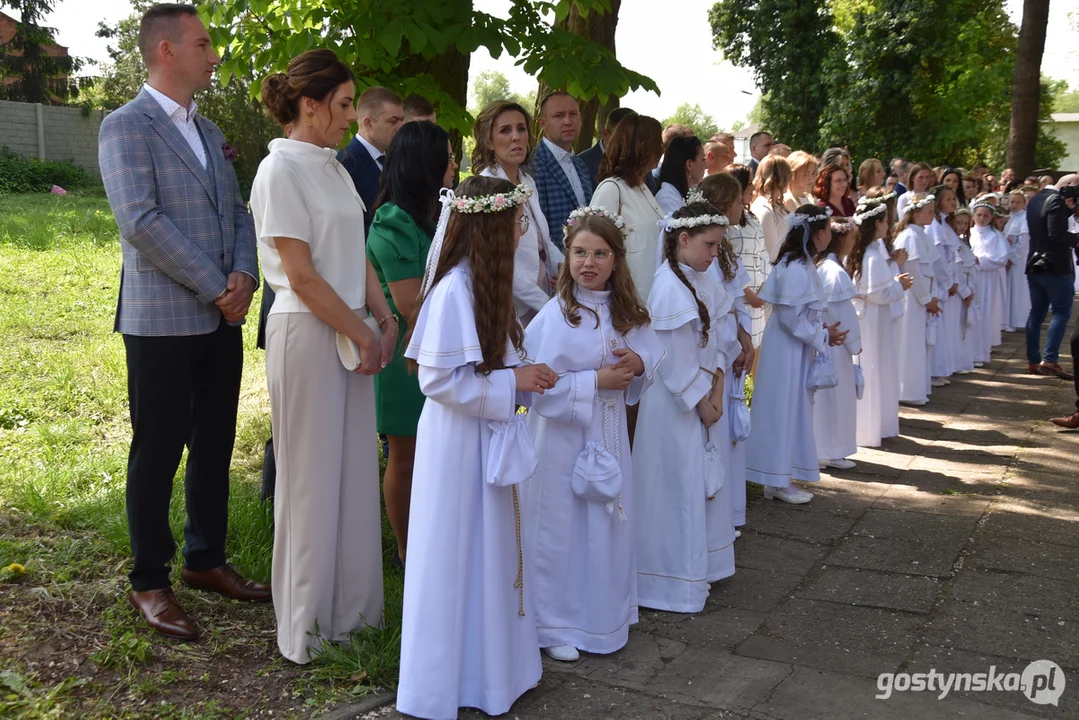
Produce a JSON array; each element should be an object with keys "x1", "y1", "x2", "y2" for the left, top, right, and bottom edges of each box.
[
  {"x1": 251, "y1": 138, "x2": 367, "y2": 314},
  {"x1": 591, "y1": 176, "x2": 665, "y2": 300},
  {"x1": 751, "y1": 195, "x2": 790, "y2": 264}
]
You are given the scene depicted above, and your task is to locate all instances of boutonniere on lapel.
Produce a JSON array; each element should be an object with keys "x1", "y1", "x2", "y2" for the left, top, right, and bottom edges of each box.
[{"x1": 222, "y1": 143, "x2": 239, "y2": 161}]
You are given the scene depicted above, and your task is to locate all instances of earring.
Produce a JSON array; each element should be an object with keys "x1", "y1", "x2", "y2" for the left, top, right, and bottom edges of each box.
[{"x1": 306, "y1": 112, "x2": 313, "y2": 127}]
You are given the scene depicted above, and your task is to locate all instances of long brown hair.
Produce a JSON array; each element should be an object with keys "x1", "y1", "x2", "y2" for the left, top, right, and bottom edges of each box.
[
  {"x1": 775, "y1": 204, "x2": 829, "y2": 267},
  {"x1": 598, "y1": 113, "x2": 663, "y2": 187},
  {"x1": 696, "y1": 173, "x2": 742, "y2": 282},
  {"x1": 813, "y1": 164, "x2": 848, "y2": 203},
  {"x1": 557, "y1": 215, "x2": 650, "y2": 334},
  {"x1": 845, "y1": 212, "x2": 884, "y2": 282},
  {"x1": 408, "y1": 176, "x2": 523, "y2": 374},
  {"x1": 752, "y1": 155, "x2": 791, "y2": 207},
  {"x1": 661, "y1": 202, "x2": 723, "y2": 347},
  {"x1": 470, "y1": 100, "x2": 534, "y2": 175}
]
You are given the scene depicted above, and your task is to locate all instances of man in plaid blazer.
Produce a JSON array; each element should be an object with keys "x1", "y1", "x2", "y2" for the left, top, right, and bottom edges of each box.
[
  {"x1": 98, "y1": 3, "x2": 269, "y2": 642},
  {"x1": 534, "y1": 91, "x2": 594, "y2": 250}
]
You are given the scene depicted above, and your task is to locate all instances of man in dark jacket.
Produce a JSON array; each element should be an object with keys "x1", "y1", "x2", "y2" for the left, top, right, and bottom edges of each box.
[
  {"x1": 337, "y1": 87, "x2": 403, "y2": 232},
  {"x1": 1043, "y1": 177, "x2": 1079, "y2": 427}
]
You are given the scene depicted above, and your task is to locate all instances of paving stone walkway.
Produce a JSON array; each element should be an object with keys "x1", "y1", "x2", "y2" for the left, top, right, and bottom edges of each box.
[{"x1": 343, "y1": 319, "x2": 1078, "y2": 720}]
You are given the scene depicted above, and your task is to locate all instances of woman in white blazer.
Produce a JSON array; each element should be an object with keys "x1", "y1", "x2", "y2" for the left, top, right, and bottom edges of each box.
[
  {"x1": 589, "y1": 113, "x2": 665, "y2": 300},
  {"x1": 472, "y1": 100, "x2": 564, "y2": 326}
]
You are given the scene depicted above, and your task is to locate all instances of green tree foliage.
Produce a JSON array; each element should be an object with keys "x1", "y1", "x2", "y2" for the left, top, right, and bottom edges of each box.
[
  {"x1": 89, "y1": 0, "x2": 279, "y2": 197},
  {"x1": 709, "y1": 0, "x2": 839, "y2": 151},
  {"x1": 1050, "y1": 80, "x2": 1079, "y2": 114},
  {"x1": 710, "y1": 0, "x2": 1066, "y2": 169},
  {"x1": 0, "y1": 0, "x2": 86, "y2": 103},
  {"x1": 663, "y1": 102, "x2": 719, "y2": 139},
  {"x1": 200, "y1": 0, "x2": 658, "y2": 136},
  {"x1": 469, "y1": 70, "x2": 535, "y2": 116}
]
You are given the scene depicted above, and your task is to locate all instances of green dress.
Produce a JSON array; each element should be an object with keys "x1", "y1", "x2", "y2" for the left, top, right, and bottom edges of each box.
[{"x1": 366, "y1": 203, "x2": 433, "y2": 437}]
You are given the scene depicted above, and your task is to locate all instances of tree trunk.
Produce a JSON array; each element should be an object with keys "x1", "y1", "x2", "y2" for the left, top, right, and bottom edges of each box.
[
  {"x1": 535, "y1": 0, "x2": 620, "y2": 151},
  {"x1": 1006, "y1": 0, "x2": 1049, "y2": 178},
  {"x1": 396, "y1": 46, "x2": 471, "y2": 165}
]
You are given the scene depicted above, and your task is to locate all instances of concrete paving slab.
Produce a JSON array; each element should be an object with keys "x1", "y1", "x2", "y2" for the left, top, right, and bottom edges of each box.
[
  {"x1": 905, "y1": 643, "x2": 1072, "y2": 719},
  {"x1": 733, "y1": 533, "x2": 828, "y2": 576},
  {"x1": 848, "y1": 507, "x2": 981, "y2": 542},
  {"x1": 872, "y1": 484, "x2": 995, "y2": 516},
  {"x1": 966, "y1": 535, "x2": 1079, "y2": 583},
  {"x1": 708, "y1": 567, "x2": 804, "y2": 613},
  {"x1": 647, "y1": 647, "x2": 793, "y2": 707},
  {"x1": 641, "y1": 606, "x2": 769, "y2": 650},
  {"x1": 979, "y1": 500, "x2": 1079, "y2": 547},
  {"x1": 737, "y1": 599, "x2": 925, "y2": 678},
  {"x1": 825, "y1": 535, "x2": 963, "y2": 577},
  {"x1": 797, "y1": 567, "x2": 942, "y2": 614},
  {"x1": 751, "y1": 663, "x2": 1041, "y2": 720},
  {"x1": 568, "y1": 630, "x2": 687, "y2": 687},
  {"x1": 742, "y1": 502, "x2": 858, "y2": 545}
]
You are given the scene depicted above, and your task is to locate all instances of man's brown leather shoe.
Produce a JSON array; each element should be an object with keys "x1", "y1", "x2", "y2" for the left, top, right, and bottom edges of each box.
[
  {"x1": 1039, "y1": 363, "x2": 1075, "y2": 381},
  {"x1": 1027, "y1": 364, "x2": 1043, "y2": 375},
  {"x1": 1050, "y1": 412, "x2": 1079, "y2": 429},
  {"x1": 181, "y1": 564, "x2": 271, "y2": 602},
  {"x1": 128, "y1": 589, "x2": 199, "y2": 640}
]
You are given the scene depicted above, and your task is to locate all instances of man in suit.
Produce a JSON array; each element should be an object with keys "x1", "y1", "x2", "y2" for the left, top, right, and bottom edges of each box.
[
  {"x1": 746, "y1": 131, "x2": 774, "y2": 173},
  {"x1": 1025, "y1": 175, "x2": 1079, "y2": 391},
  {"x1": 337, "y1": 86, "x2": 404, "y2": 231},
  {"x1": 98, "y1": 3, "x2": 270, "y2": 642},
  {"x1": 402, "y1": 93, "x2": 436, "y2": 124},
  {"x1": 578, "y1": 106, "x2": 635, "y2": 187},
  {"x1": 533, "y1": 91, "x2": 594, "y2": 249}
]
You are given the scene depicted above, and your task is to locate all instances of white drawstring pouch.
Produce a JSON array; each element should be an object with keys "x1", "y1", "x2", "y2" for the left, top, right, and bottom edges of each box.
[
  {"x1": 729, "y1": 375, "x2": 751, "y2": 443},
  {"x1": 704, "y1": 435, "x2": 724, "y2": 500},
  {"x1": 854, "y1": 364, "x2": 866, "y2": 400},
  {"x1": 571, "y1": 441, "x2": 623, "y2": 515},
  {"x1": 486, "y1": 414, "x2": 538, "y2": 487},
  {"x1": 807, "y1": 349, "x2": 838, "y2": 392}
]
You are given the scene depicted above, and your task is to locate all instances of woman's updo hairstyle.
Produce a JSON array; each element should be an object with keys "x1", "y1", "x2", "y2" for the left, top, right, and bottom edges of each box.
[{"x1": 261, "y1": 49, "x2": 355, "y2": 127}]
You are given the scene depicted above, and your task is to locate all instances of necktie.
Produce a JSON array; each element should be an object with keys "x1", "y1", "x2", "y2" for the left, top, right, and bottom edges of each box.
[{"x1": 377, "y1": 154, "x2": 386, "y2": 169}]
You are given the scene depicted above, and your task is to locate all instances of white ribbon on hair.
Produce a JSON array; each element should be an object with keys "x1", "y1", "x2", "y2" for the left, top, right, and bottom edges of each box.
[{"x1": 419, "y1": 188, "x2": 457, "y2": 298}]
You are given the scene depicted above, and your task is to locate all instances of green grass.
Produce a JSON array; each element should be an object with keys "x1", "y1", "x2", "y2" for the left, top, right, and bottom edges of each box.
[{"x1": 0, "y1": 192, "x2": 402, "y2": 718}]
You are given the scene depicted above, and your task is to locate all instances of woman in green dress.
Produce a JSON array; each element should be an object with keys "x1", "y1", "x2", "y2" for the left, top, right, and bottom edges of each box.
[{"x1": 366, "y1": 121, "x2": 457, "y2": 565}]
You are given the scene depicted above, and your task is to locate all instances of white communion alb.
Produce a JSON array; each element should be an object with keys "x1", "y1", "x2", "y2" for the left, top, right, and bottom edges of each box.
[{"x1": 813, "y1": 254, "x2": 862, "y2": 461}]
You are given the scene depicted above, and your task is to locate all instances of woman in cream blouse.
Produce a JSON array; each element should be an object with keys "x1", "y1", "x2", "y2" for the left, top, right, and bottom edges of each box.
[
  {"x1": 750, "y1": 154, "x2": 793, "y2": 264},
  {"x1": 250, "y1": 50, "x2": 396, "y2": 664},
  {"x1": 472, "y1": 99, "x2": 564, "y2": 326},
  {"x1": 590, "y1": 113, "x2": 665, "y2": 300}
]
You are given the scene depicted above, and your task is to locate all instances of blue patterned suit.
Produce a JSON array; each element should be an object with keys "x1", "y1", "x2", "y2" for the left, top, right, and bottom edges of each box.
[
  {"x1": 533, "y1": 140, "x2": 594, "y2": 250},
  {"x1": 99, "y1": 87, "x2": 258, "y2": 591}
]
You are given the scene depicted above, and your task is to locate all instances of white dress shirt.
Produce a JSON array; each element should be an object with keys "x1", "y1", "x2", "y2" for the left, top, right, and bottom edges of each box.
[
  {"x1": 355, "y1": 134, "x2": 385, "y2": 171},
  {"x1": 144, "y1": 83, "x2": 206, "y2": 169},
  {"x1": 542, "y1": 137, "x2": 586, "y2": 206}
]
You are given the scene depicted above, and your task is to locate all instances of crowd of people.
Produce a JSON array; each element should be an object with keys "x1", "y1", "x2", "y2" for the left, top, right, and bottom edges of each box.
[{"x1": 99, "y1": 6, "x2": 1079, "y2": 720}]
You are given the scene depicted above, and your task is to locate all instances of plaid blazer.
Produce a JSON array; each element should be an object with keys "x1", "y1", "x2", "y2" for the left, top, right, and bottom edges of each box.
[
  {"x1": 99, "y1": 88, "x2": 258, "y2": 337},
  {"x1": 533, "y1": 140, "x2": 594, "y2": 250}
]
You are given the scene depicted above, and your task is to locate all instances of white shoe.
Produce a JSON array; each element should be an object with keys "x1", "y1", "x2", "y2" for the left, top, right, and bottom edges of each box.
[
  {"x1": 735, "y1": 529, "x2": 742, "y2": 538},
  {"x1": 974, "y1": 362, "x2": 985, "y2": 368},
  {"x1": 931, "y1": 378, "x2": 947, "y2": 387},
  {"x1": 764, "y1": 485, "x2": 814, "y2": 504},
  {"x1": 544, "y1": 645, "x2": 579, "y2": 662},
  {"x1": 823, "y1": 458, "x2": 856, "y2": 470},
  {"x1": 900, "y1": 399, "x2": 928, "y2": 406},
  {"x1": 955, "y1": 369, "x2": 971, "y2": 375}
]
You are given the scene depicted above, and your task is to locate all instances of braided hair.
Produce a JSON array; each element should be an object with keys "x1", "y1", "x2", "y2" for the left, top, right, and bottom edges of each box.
[{"x1": 661, "y1": 201, "x2": 725, "y2": 347}]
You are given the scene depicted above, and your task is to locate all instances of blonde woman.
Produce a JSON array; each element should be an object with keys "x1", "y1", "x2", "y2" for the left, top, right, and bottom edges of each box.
[
  {"x1": 783, "y1": 151, "x2": 818, "y2": 211},
  {"x1": 750, "y1": 155, "x2": 792, "y2": 263},
  {"x1": 858, "y1": 158, "x2": 885, "y2": 197}
]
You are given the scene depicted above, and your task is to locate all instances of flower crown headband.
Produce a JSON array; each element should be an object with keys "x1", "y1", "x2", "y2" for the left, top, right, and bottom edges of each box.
[
  {"x1": 831, "y1": 218, "x2": 857, "y2": 233},
  {"x1": 664, "y1": 212, "x2": 729, "y2": 232},
  {"x1": 685, "y1": 188, "x2": 706, "y2": 205},
  {"x1": 952, "y1": 207, "x2": 972, "y2": 217},
  {"x1": 854, "y1": 202, "x2": 887, "y2": 224},
  {"x1": 903, "y1": 194, "x2": 936, "y2": 214},
  {"x1": 451, "y1": 184, "x2": 532, "y2": 214},
  {"x1": 420, "y1": 185, "x2": 533, "y2": 296},
  {"x1": 789, "y1": 206, "x2": 832, "y2": 256},
  {"x1": 969, "y1": 199, "x2": 996, "y2": 213},
  {"x1": 564, "y1": 206, "x2": 628, "y2": 239}
]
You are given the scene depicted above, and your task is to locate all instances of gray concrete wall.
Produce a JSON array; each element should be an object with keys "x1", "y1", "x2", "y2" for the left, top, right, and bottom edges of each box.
[{"x1": 0, "y1": 99, "x2": 107, "y2": 176}]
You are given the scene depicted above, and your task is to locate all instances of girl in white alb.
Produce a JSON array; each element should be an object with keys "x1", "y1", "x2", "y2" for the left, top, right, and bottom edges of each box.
[
  {"x1": 948, "y1": 209, "x2": 978, "y2": 374},
  {"x1": 633, "y1": 202, "x2": 738, "y2": 614},
  {"x1": 745, "y1": 205, "x2": 848, "y2": 504},
  {"x1": 929, "y1": 187, "x2": 964, "y2": 380},
  {"x1": 397, "y1": 177, "x2": 558, "y2": 720},
  {"x1": 814, "y1": 219, "x2": 863, "y2": 469},
  {"x1": 892, "y1": 194, "x2": 940, "y2": 405},
  {"x1": 968, "y1": 200, "x2": 1009, "y2": 363},
  {"x1": 849, "y1": 201, "x2": 912, "y2": 448},
  {"x1": 1004, "y1": 192, "x2": 1031, "y2": 332},
  {"x1": 522, "y1": 209, "x2": 663, "y2": 663}
]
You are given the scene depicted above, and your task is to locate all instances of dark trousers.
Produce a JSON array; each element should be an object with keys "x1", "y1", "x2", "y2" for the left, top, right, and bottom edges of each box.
[{"x1": 123, "y1": 320, "x2": 243, "y2": 591}]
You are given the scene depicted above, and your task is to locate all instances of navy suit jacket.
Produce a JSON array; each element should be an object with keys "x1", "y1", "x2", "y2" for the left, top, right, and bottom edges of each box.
[
  {"x1": 577, "y1": 141, "x2": 604, "y2": 186},
  {"x1": 533, "y1": 141, "x2": 594, "y2": 250},
  {"x1": 337, "y1": 136, "x2": 381, "y2": 232}
]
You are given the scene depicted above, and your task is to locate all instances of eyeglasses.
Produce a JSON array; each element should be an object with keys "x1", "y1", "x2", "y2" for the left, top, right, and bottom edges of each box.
[
  {"x1": 449, "y1": 152, "x2": 457, "y2": 165},
  {"x1": 518, "y1": 214, "x2": 531, "y2": 233},
  {"x1": 570, "y1": 247, "x2": 612, "y2": 263}
]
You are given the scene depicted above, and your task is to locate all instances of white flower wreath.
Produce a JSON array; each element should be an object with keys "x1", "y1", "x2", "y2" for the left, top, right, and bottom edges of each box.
[
  {"x1": 563, "y1": 206, "x2": 628, "y2": 238},
  {"x1": 853, "y1": 202, "x2": 887, "y2": 224},
  {"x1": 685, "y1": 188, "x2": 706, "y2": 205},
  {"x1": 665, "y1": 213, "x2": 729, "y2": 232},
  {"x1": 905, "y1": 194, "x2": 936, "y2": 213},
  {"x1": 452, "y1": 184, "x2": 532, "y2": 214}
]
